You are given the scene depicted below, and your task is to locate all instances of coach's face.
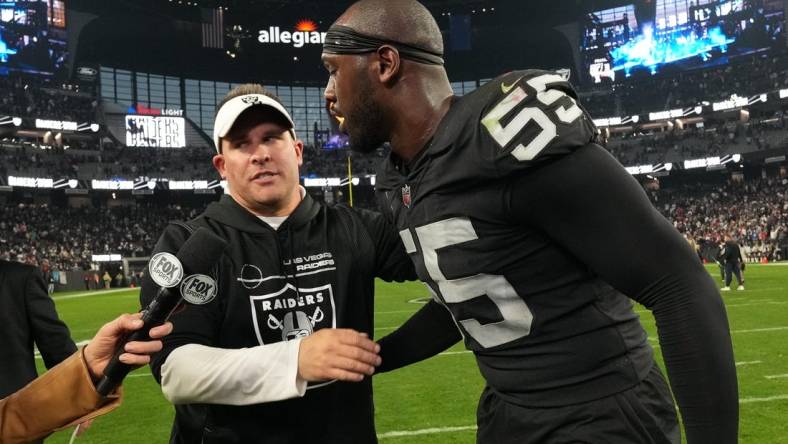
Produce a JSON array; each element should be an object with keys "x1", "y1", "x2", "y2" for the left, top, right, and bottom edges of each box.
[
  {"x1": 322, "y1": 52, "x2": 388, "y2": 154},
  {"x1": 213, "y1": 108, "x2": 303, "y2": 216}
]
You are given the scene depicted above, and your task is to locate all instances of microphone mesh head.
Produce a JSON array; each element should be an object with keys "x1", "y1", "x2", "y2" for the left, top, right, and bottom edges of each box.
[{"x1": 176, "y1": 227, "x2": 228, "y2": 274}]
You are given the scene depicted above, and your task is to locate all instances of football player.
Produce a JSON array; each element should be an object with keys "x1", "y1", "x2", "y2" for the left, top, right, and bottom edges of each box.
[{"x1": 322, "y1": 1, "x2": 738, "y2": 443}]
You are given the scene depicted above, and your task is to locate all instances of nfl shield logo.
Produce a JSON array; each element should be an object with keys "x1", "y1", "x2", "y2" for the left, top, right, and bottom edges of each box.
[{"x1": 401, "y1": 184, "x2": 412, "y2": 208}]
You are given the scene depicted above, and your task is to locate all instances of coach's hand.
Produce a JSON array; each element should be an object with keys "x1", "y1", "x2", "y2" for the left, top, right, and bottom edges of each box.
[{"x1": 297, "y1": 329, "x2": 381, "y2": 382}]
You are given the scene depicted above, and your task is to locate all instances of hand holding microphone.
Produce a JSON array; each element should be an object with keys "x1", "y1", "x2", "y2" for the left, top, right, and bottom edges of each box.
[
  {"x1": 95, "y1": 228, "x2": 228, "y2": 396},
  {"x1": 84, "y1": 313, "x2": 173, "y2": 381}
]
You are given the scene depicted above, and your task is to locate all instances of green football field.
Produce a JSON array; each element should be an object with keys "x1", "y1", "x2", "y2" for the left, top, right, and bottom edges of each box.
[{"x1": 38, "y1": 264, "x2": 788, "y2": 443}]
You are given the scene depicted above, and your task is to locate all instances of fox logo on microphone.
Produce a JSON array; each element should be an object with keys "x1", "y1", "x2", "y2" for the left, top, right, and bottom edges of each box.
[
  {"x1": 181, "y1": 274, "x2": 218, "y2": 305},
  {"x1": 149, "y1": 252, "x2": 183, "y2": 288}
]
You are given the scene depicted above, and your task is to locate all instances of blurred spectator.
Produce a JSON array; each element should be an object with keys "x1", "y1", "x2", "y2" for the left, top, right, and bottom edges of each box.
[
  {"x1": 0, "y1": 203, "x2": 208, "y2": 272},
  {"x1": 581, "y1": 52, "x2": 788, "y2": 118},
  {"x1": 0, "y1": 259, "x2": 78, "y2": 444},
  {"x1": 0, "y1": 75, "x2": 96, "y2": 122},
  {"x1": 649, "y1": 176, "x2": 788, "y2": 264}
]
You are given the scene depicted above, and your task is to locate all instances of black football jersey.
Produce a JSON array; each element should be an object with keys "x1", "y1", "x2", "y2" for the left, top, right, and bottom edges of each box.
[{"x1": 376, "y1": 70, "x2": 654, "y2": 407}]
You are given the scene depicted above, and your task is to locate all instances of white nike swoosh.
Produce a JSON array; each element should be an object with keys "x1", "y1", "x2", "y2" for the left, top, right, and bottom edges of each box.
[{"x1": 501, "y1": 76, "x2": 524, "y2": 94}]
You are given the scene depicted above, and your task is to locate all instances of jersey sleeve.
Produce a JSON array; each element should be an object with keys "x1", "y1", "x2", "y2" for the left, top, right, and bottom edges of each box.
[
  {"x1": 140, "y1": 222, "x2": 224, "y2": 383},
  {"x1": 506, "y1": 144, "x2": 738, "y2": 443},
  {"x1": 377, "y1": 299, "x2": 462, "y2": 373},
  {"x1": 352, "y1": 207, "x2": 417, "y2": 282},
  {"x1": 480, "y1": 70, "x2": 597, "y2": 174}
]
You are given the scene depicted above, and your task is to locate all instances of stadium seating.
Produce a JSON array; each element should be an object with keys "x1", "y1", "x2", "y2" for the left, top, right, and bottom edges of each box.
[
  {"x1": 581, "y1": 52, "x2": 788, "y2": 118},
  {"x1": 2, "y1": 46, "x2": 788, "y2": 272},
  {"x1": 0, "y1": 75, "x2": 96, "y2": 122},
  {"x1": 649, "y1": 176, "x2": 788, "y2": 263}
]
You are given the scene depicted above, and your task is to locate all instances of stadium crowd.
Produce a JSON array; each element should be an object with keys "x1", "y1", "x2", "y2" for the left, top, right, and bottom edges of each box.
[
  {"x1": 582, "y1": 52, "x2": 788, "y2": 118},
  {"x1": 0, "y1": 75, "x2": 97, "y2": 122},
  {"x1": 605, "y1": 115, "x2": 788, "y2": 166},
  {"x1": 4, "y1": 115, "x2": 786, "y2": 182},
  {"x1": 0, "y1": 203, "x2": 206, "y2": 271},
  {"x1": 1, "y1": 141, "x2": 218, "y2": 181},
  {"x1": 650, "y1": 176, "x2": 788, "y2": 263},
  {"x1": 2, "y1": 170, "x2": 786, "y2": 274},
  {"x1": 2, "y1": 43, "x2": 788, "y2": 275},
  {"x1": 1, "y1": 138, "x2": 383, "y2": 181}
]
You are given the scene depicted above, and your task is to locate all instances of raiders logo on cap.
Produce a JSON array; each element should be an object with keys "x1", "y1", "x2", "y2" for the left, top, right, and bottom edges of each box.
[
  {"x1": 213, "y1": 94, "x2": 297, "y2": 153},
  {"x1": 241, "y1": 96, "x2": 261, "y2": 105}
]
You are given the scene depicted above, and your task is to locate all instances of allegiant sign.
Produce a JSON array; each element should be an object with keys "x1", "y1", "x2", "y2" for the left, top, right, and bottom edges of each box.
[{"x1": 257, "y1": 20, "x2": 326, "y2": 48}]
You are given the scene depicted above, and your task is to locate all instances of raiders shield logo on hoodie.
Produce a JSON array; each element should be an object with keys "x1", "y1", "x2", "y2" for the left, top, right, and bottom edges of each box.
[{"x1": 249, "y1": 283, "x2": 336, "y2": 346}]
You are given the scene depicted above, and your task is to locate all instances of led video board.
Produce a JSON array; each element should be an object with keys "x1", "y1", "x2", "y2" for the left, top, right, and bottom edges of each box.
[
  {"x1": 125, "y1": 115, "x2": 186, "y2": 148},
  {"x1": 581, "y1": 0, "x2": 784, "y2": 83}
]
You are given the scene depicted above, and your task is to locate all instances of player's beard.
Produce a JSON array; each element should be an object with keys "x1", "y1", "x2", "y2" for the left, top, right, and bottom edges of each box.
[{"x1": 346, "y1": 75, "x2": 387, "y2": 154}]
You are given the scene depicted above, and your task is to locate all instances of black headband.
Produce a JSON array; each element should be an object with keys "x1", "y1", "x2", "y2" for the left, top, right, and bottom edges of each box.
[{"x1": 323, "y1": 25, "x2": 444, "y2": 66}]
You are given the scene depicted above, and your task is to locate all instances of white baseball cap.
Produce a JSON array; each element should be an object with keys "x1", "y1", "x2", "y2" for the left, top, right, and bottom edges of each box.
[{"x1": 212, "y1": 94, "x2": 296, "y2": 152}]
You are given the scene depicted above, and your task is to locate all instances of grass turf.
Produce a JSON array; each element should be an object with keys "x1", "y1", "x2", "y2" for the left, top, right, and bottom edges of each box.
[{"x1": 38, "y1": 264, "x2": 788, "y2": 443}]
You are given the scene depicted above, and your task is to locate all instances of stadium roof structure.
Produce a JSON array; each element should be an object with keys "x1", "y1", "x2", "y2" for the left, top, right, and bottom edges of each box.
[
  {"x1": 68, "y1": 0, "x2": 605, "y2": 84},
  {"x1": 69, "y1": 0, "x2": 599, "y2": 24}
]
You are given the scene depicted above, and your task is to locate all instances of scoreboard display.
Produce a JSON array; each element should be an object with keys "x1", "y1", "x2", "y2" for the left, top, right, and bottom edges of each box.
[
  {"x1": 581, "y1": 0, "x2": 785, "y2": 83},
  {"x1": 0, "y1": 0, "x2": 67, "y2": 77},
  {"x1": 125, "y1": 115, "x2": 186, "y2": 148}
]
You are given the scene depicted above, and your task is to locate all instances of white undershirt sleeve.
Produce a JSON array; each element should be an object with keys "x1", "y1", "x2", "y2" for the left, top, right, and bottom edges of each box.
[{"x1": 160, "y1": 339, "x2": 308, "y2": 405}]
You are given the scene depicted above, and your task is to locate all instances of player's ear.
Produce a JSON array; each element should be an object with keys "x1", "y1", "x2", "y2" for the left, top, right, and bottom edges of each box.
[
  {"x1": 212, "y1": 153, "x2": 227, "y2": 179},
  {"x1": 293, "y1": 138, "x2": 304, "y2": 167},
  {"x1": 376, "y1": 45, "x2": 400, "y2": 84}
]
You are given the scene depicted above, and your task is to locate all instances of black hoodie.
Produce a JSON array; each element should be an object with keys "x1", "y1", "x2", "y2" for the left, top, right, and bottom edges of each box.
[{"x1": 141, "y1": 193, "x2": 415, "y2": 444}]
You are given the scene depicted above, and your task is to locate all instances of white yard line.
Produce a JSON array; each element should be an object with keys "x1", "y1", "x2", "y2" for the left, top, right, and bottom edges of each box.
[
  {"x1": 438, "y1": 350, "x2": 472, "y2": 356},
  {"x1": 375, "y1": 326, "x2": 398, "y2": 331},
  {"x1": 736, "y1": 361, "x2": 763, "y2": 366},
  {"x1": 647, "y1": 326, "x2": 788, "y2": 338},
  {"x1": 53, "y1": 288, "x2": 137, "y2": 301},
  {"x1": 407, "y1": 297, "x2": 430, "y2": 304},
  {"x1": 740, "y1": 395, "x2": 788, "y2": 403},
  {"x1": 636, "y1": 299, "x2": 782, "y2": 314},
  {"x1": 376, "y1": 395, "x2": 788, "y2": 439},
  {"x1": 764, "y1": 374, "x2": 788, "y2": 380},
  {"x1": 728, "y1": 288, "x2": 788, "y2": 292},
  {"x1": 726, "y1": 301, "x2": 788, "y2": 308},
  {"x1": 378, "y1": 425, "x2": 477, "y2": 439},
  {"x1": 734, "y1": 326, "x2": 788, "y2": 334}
]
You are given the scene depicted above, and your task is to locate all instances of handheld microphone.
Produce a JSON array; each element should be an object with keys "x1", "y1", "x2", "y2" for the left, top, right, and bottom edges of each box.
[{"x1": 95, "y1": 228, "x2": 227, "y2": 396}]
